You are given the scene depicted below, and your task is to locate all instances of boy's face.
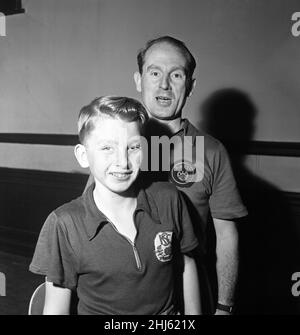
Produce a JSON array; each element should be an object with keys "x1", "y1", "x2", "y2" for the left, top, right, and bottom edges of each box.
[{"x1": 76, "y1": 117, "x2": 142, "y2": 195}]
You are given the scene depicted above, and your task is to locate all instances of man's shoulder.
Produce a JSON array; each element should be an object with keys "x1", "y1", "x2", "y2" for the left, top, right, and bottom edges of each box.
[
  {"x1": 144, "y1": 181, "x2": 180, "y2": 204},
  {"x1": 185, "y1": 119, "x2": 224, "y2": 151},
  {"x1": 185, "y1": 119, "x2": 226, "y2": 160},
  {"x1": 145, "y1": 180, "x2": 178, "y2": 195}
]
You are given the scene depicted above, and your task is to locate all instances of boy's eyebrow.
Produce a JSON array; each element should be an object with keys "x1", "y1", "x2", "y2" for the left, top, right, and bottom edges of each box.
[
  {"x1": 96, "y1": 138, "x2": 141, "y2": 145},
  {"x1": 96, "y1": 139, "x2": 118, "y2": 145}
]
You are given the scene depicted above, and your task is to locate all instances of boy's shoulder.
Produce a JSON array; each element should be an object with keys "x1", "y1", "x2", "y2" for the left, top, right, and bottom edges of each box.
[{"x1": 50, "y1": 194, "x2": 86, "y2": 228}]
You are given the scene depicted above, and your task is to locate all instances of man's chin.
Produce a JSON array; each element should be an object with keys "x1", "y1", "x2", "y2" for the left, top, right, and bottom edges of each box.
[{"x1": 148, "y1": 111, "x2": 179, "y2": 121}]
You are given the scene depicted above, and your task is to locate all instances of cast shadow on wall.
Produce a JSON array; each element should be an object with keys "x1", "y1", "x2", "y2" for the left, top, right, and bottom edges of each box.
[{"x1": 199, "y1": 88, "x2": 300, "y2": 314}]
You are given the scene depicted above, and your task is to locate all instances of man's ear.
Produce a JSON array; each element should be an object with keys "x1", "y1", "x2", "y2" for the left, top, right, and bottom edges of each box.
[
  {"x1": 134, "y1": 71, "x2": 142, "y2": 93},
  {"x1": 74, "y1": 144, "x2": 89, "y2": 168},
  {"x1": 187, "y1": 78, "x2": 196, "y2": 97}
]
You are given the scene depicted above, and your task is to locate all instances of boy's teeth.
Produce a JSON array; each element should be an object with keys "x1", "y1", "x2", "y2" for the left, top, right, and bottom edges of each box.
[{"x1": 112, "y1": 172, "x2": 129, "y2": 178}]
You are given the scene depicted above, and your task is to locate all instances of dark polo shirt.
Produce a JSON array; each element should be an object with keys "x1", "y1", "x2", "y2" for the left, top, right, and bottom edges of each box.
[
  {"x1": 174, "y1": 121, "x2": 247, "y2": 212},
  {"x1": 29, "y1": 181, "x2": 198, "y2": 315},
  {"x1": 142, "y1": 119, "x2": 247, "y2": 252}
]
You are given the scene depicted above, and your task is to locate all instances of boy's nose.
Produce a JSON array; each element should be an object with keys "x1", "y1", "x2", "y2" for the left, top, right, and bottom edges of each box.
[{"x1": 115, "y1": 150, "x2": 129, "y2": 169}]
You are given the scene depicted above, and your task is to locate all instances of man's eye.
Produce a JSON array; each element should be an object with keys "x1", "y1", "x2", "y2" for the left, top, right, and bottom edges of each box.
[
  {"x1": 172, "y1": 72, "x2": 183, "y2": 79},
  {"x1": 129, "y1": 144, "x2": 141, "y2": 151},
  {"x1": 150, "y1": 71, "x2": 160, "y2": 77}
]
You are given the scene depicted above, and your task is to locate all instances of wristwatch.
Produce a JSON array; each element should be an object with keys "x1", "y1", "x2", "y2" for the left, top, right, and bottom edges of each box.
[{"x1": 216, "y1": 302, "x2": 234, "y2": 314}]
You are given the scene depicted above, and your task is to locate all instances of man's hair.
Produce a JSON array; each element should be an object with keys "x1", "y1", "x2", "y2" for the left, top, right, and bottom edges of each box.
[
  {"x1": 137, "y1": 35, "x2": 196, "y2": 80},
  {"x1": 78, "y1": 96, "x2": 148, "y2": 144}
]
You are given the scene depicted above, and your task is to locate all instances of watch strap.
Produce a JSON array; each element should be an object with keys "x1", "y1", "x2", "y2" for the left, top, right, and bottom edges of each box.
[{"x1": 216, "y1": 302, "x2": 234, "y2": 313}]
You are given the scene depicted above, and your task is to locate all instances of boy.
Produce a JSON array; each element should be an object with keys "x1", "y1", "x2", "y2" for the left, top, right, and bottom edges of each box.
[{"x1": 29, "y1": 96, "x2": 201, "y2": 315}]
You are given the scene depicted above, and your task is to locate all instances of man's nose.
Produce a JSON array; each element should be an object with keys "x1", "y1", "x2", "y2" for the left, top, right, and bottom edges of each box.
[{"x1": 159, "y1": 74, "x2": 170, "y2": 90}]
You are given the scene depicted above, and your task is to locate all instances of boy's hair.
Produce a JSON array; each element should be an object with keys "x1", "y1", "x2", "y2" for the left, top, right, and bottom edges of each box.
[
  {"x1": 137, "y1": 35, "x2": 196, "y2": 81},
  {"x1": 78, "y1": 96, "x2": 149, "y2": 144}
]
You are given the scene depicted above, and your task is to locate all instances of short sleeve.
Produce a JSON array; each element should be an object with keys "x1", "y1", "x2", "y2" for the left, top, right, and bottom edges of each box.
[
  {"x1": 29, "y1": 212, "x2": 78, "y2": 290},
  {"x1": 209, "y1": 142, "x2": 248, "y2": 220},
  {"x1": 175, "y1": 191, "x2": 199, "y2": 254}
]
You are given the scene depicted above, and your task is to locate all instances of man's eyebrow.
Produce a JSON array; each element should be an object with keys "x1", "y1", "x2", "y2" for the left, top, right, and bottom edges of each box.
[
  {"x1": 146, "y1": 64, "x2": 161, "y2": 72},
  {"x1": 146, "y1": 64, "x2": 186, "y2": 73},
  {"x1": 128, "y1": 137, "x2": 141, "y2": 144}
]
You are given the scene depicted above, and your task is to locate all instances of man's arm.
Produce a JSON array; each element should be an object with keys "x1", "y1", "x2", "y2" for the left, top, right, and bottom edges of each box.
[
  {"x1": 213, "y1": 218, "x2": 238, "y2": 315},
  {"x1": 183, "y1": 254, "x2": 201, "y2": 315},
  {"x1": 43, "y1": 279, "x2": 72, "y2": 315}
]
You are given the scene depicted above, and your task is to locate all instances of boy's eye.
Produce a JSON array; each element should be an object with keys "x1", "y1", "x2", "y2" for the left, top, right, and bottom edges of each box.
[{"x1": 101, "y1": 146, "x2": 113, "y2": 151}]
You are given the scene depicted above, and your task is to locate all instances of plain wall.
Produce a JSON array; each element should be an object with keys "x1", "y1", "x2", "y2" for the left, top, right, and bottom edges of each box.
[{"x1": 0, "y1": 0, "x2": 299, "y2": 191}]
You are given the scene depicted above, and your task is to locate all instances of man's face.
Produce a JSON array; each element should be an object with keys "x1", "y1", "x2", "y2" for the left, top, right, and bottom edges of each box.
[
  {"x1": 77, "y1": 118, "x2": 142, "y2": 195},
  {"x1": 134, "y1": 42, "x2": 195, "y2": 121}
]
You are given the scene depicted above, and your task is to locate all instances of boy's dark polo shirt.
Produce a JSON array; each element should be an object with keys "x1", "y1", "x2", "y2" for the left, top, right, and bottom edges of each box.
[{"x1": 29, "y1": 181, "x2": 198, "y2": 315}]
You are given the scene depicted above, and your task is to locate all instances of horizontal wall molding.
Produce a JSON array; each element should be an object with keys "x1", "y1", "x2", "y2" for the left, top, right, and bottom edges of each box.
[
  {"x1": 0, "y1": 133, "x2": 299, "y2": 157},
  {"x1": 0, "y1": 133, "x2": 78, "y2": 146},
  {"x1": 224, "y1": 140, "x2": 300, "y2": 157},
  {"x1": 1, "y1": 8, "x2": 25, "y2": 15}
]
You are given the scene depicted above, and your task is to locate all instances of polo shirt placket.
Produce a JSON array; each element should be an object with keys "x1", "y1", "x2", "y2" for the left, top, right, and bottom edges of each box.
[{"x1": 99, "y1": 214, "x2": 143, "y2": 271}]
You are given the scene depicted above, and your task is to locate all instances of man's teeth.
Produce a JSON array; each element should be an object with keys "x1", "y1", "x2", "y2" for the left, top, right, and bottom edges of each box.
[{"x1": 157, "y1": 96, "x2": 171, "y2": 100}]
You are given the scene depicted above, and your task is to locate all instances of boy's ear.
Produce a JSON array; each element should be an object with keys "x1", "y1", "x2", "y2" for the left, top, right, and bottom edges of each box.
[
  {"x1": 74, "y1": 144, "x2": 89, "y2": 168},
  {"x1": 134, "y1": 71, "x2": 142, "y2": 93}
]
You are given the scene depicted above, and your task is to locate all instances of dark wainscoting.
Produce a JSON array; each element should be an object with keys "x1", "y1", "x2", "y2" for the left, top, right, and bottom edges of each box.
[
  {"x1": 0, "y1": 166, "x2": 299, "y2": 259},
  {"x1": 0, "y1": 167, "x2": 88, "y2": 257}
]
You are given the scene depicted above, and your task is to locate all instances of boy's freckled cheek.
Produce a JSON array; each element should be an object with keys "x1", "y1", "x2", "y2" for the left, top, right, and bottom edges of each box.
[{"x1": 133, "y1": 153, "x2": 142, "y2": 165}]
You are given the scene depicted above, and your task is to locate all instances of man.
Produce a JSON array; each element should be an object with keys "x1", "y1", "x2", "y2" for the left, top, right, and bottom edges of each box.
[{"x1": 133, "y1": 36, "x2": 248, "y2": 315}]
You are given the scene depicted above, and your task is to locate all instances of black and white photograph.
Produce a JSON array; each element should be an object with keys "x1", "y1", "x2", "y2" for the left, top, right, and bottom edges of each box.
[{"x1": 0, "y1": 0, "x2": 299, "y2": 318}]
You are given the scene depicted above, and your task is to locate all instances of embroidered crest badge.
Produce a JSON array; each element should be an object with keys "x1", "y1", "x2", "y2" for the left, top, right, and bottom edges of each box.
[{"x1": 154, "y1": 231, "x2": 173, "y2": 262}]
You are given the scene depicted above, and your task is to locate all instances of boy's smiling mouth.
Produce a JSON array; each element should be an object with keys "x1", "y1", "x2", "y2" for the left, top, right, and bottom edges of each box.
[{"x1": 110, "y1": 171, "x2": 133, "y2": 180}]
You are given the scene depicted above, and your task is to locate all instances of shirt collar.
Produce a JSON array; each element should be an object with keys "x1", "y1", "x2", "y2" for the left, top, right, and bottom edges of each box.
[
  {"x1": 83, "y1": 181, "x2": 160, "y2": 241},
  {"x1": 171, "y1": 118, "x2": 198, "y2": 150},
  {"x1": 172, "y1": 118, "x2": 189, "y2": 137},
  {"x1": 82, "y1": 184, "x2": 108, "y2": 240}
]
